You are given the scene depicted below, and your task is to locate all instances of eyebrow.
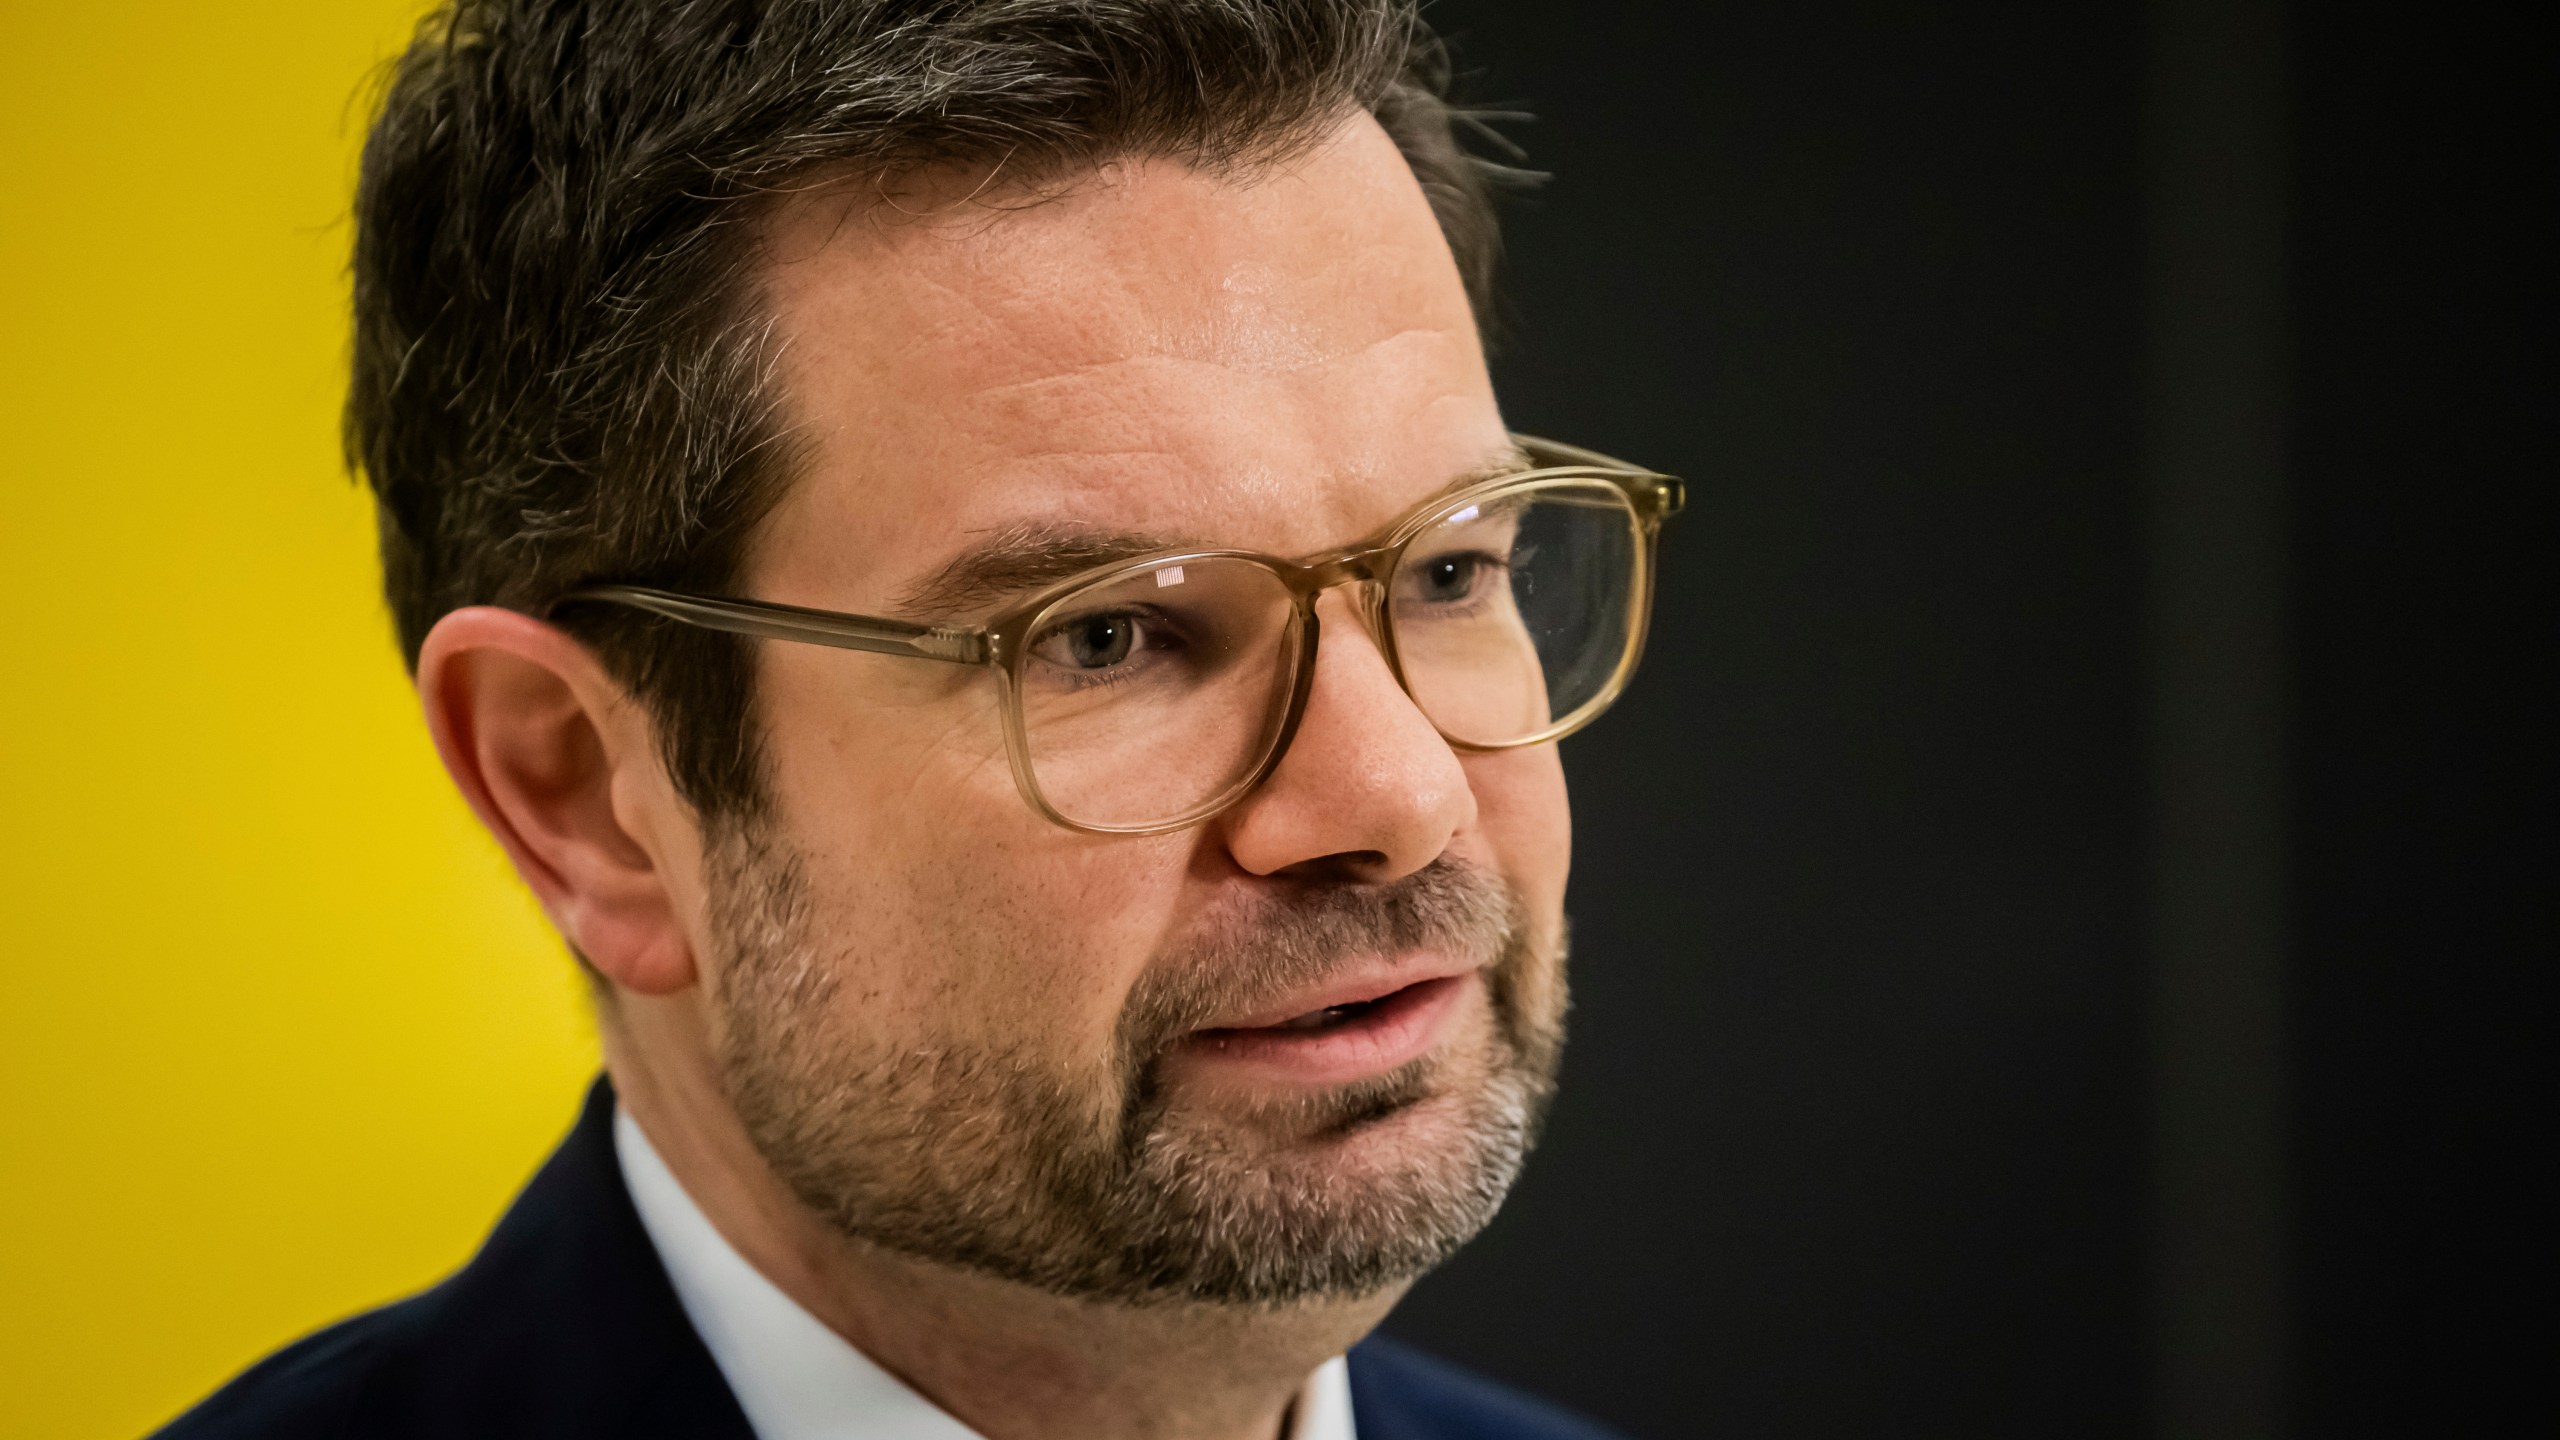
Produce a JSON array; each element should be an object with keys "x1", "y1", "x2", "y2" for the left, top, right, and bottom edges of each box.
[
  {"x1": 1434, "y1": 441, "x2": 1538, "y2": 502},
  {"x1": 894, "y1": 523, "x2": 1178, "y2": 622},
  {"x1": 891, "y1": 443, "x2": 1538, "y2": 624}
]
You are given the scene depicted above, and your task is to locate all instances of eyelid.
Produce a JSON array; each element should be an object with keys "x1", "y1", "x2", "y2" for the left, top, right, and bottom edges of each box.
[
  {"x1": 1027, "y1": 597, "x2": 1201, "y2": 652},
  {"x1": 1020, "y1": 610, "x2": 1188, "y2": 694},
  {"x1": 1391, "y1": 550, "x2": 1508, "y2": 604}
]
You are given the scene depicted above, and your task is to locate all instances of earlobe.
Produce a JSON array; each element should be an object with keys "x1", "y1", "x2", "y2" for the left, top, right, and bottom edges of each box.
[{"x1": 416, "y1": 607, "x2": 701, "y2": 997}]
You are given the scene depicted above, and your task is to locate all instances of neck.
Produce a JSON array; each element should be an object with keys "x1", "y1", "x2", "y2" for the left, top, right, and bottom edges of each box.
[{"x1": 603, "y1": 1008, "x2": 1398, "y2": 1440}]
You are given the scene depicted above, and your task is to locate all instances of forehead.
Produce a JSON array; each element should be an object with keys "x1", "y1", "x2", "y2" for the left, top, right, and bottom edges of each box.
[{"x1": 748, "y1": 113, "x2": 1507, "y2": 614}]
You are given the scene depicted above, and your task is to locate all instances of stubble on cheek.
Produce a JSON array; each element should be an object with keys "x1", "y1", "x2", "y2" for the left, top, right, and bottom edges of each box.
[{"x1": 707, "y1": 818, "x2": 1571, "y2": 1305}]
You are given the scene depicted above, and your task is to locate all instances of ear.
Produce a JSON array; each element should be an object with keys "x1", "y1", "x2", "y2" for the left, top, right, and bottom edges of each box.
[{"x1": 416, "y1": 607, "x2": 700, "y2": 996}]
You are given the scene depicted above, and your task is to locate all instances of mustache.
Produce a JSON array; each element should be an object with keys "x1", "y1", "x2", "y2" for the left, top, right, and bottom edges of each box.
[{"x1": 1114, "y1": 858, "x2": 1522, "y2": 1065}]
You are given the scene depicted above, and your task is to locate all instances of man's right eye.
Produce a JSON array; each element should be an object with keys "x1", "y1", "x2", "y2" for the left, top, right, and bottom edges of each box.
[{"x1": 1029, "y1": 609, "x2": 1156, "y2": 675}]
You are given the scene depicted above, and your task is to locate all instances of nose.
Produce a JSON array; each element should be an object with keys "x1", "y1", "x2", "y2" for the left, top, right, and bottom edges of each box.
[{"x1": 1215, "y1": 589, "x2": 1476, "y2": 882}]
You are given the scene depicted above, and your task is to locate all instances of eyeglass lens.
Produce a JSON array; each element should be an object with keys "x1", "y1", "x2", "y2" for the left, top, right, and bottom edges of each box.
[
  {"x1": 1391, "y1": 481, "x2": 1641, "y2": 748},
  {"x1": 1014, "y1": 559, "x2": 1304, "y2": 831},
  {"x1": 1013, "y1": 479, "x2": 1645, "y2": 830}
]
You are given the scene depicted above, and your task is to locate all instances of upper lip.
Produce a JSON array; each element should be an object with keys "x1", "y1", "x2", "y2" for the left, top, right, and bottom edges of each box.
[{"x1": 1194, "y1": 955, "x2": 1482, "y2": 1032}]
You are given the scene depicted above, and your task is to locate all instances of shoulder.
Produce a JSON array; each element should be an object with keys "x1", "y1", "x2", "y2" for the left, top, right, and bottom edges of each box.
[
  {"x1": 1348, "y1": 1335, "x2": 1631, "y2": 1440},
  {"x1": 150, "y1": 1295, "x2": 429, "y2": 1440},
  {"x1": 151, "y1": 1254, "x2": 748, "y2": 1440},
  {"x1": 152, "y1": 1078, "x2": 751, "y2": 1440}
]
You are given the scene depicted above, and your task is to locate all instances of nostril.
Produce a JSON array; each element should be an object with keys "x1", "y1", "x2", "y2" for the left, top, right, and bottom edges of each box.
[{"x1": 1283, "y1": 849, "x2": 1392, "y2": 882}]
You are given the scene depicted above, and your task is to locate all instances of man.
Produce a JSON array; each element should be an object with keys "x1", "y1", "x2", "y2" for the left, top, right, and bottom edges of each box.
[{"x1": 164, "y1": 1, "x2": 1679, "y2": 1436}]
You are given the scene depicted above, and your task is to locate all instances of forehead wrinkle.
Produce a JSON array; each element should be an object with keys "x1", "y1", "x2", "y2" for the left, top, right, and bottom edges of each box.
[
  {"x1": 957, "y1": 321, "x2": 1464, "y2": 422},
  {"x1": 766, "y1": 230, "x2": 1140, "y2": 422},
  {"x1": 938, "y1": 318, "x2": 1485, "y2": 469}
]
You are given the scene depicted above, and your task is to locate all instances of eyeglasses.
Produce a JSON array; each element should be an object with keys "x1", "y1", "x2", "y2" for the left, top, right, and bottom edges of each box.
[{"x1": 555, "y1": 435, "x2": 1682, "y2": 835}]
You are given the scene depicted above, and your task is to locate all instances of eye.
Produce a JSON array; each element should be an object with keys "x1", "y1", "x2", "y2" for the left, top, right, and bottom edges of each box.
[
  {"x1": 1404, "y1": 550, "x2": 1507, "y2": 607},
  {"x1": 1028, "y1": 607, "x2": 1168, "y2": 675}
]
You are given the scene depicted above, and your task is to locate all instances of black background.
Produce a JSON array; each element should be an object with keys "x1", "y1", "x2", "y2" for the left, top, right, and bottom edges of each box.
[{"x1": 1377, "y1": 3, "x2": 2548, "y2": 1436}]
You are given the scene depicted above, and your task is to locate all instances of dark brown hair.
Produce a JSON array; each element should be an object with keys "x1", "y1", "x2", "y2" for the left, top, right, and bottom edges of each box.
[{"x1": 350, "y1": 0, "x2": 1520, "y2": 822}]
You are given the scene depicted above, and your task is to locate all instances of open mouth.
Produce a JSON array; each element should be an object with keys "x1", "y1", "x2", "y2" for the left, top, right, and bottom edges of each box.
[
  {"x1": 1178, "y1": 974, "x2": 1474, "y2": 1086},
  {"x1": 1266, "y1": 993, "x2": 1399, "y2": 1031}
]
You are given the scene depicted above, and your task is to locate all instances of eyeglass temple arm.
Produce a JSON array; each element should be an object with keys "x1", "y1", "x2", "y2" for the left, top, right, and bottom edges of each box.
[
  {"x1": 552, "y1": 585, "x2": 990, "y2": 664},
  {"x1": 1510, "y1": 432, "x2": 1686, "y2": 519}
]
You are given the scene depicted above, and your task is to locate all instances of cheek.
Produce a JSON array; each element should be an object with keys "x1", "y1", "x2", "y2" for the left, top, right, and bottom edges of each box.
[
  {"x1": 1461, "y1": 744, "x2": 1572, "y2": 923},
  {"x1": 751, "y1": 651, "x2": 1199, "y2": 1059},
  {"x1": 1459, "y1": 746, "x2": 1573, "y2": 1059}
]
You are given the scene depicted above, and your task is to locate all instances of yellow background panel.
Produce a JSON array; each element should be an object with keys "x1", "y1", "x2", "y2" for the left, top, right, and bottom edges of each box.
[{"x1": 0, "y1": 4, "x2": 599, "y2": 1434}]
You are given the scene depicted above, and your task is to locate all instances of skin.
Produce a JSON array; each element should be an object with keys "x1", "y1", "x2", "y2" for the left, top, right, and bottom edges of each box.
[{"x1": 416, "y1": 113, "x2": 1572, "y2": 1440}]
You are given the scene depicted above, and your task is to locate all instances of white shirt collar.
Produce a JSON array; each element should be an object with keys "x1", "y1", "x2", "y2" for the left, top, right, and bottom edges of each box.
[{"x1": 614, "y1": 1107, "x2": 1356, "y2": 1440}]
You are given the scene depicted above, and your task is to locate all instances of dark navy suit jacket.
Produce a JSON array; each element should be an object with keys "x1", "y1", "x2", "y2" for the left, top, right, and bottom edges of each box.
[{"x1": 157, "y1": 1079, "x2": 1624, "y2": 1440}]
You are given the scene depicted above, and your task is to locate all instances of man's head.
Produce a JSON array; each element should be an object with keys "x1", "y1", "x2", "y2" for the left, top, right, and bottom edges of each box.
[
  {"x1": 353, "y1": 0, "x2": 1513, "y2": 821},
  {"x1": 372, "y1": 0, "x2": 1575, "y2": 1311}
]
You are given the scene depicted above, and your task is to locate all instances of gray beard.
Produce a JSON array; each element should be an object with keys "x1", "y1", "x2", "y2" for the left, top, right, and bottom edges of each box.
[{"x1": 702, "y1": 829, "x2": 1565, "y2": 1306}]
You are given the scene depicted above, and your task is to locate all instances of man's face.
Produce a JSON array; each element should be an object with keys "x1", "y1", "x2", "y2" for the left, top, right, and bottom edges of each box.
[{"x1": 684, "y1": 115, "x2": 1573, "y2": 1303}]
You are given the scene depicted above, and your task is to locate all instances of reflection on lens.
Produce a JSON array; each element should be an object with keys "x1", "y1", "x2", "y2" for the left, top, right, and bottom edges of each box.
[
  {"x1": 1016, "y1": 557, "x2": 1301, "y2": 830},
  {"x1": 1392, "y1": 481, "x2": 1640, "y2": 747}
]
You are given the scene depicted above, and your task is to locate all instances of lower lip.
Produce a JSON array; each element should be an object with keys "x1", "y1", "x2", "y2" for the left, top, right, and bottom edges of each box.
[{"x1": 1173, "y1": 975, "x2": 1476, "y2": 1088}]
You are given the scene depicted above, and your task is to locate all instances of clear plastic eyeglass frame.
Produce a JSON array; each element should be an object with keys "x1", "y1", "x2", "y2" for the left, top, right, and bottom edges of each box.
[{"x1": 553, "y1": 434, "x2": 1683, "y2": 835}]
